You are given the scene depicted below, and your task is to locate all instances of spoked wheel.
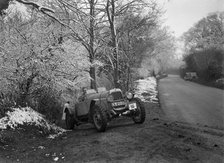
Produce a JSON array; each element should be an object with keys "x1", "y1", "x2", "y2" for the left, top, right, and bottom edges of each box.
[
  {"x1": 92, "y1": 105, "x2": 107, "y2": 132},
  {"x1": 65, "y1": 110, "x2": 75, "y2": 129},
  {"x1": 132, "y1": 98, "x2": 146, "y2": 124}
]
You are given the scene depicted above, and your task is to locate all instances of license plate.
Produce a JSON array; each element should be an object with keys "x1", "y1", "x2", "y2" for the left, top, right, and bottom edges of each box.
[
  {"x1": 112, "y1": 101, "x2": 125, "y2": 107},
  {"x1": 129, "y1": 103, "x2": 137, "y2": 110}
]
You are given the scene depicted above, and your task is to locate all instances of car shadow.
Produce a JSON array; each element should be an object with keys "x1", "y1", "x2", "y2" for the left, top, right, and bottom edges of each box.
[
  {"x1": 73, "y1": 119, "x2": 137, "y2": 132},
  {"x1": 108, "y1": 121, "x2": 135, "y2": 130}
]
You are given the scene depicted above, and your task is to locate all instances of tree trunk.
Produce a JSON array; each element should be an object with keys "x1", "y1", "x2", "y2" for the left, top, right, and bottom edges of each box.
[
  {"x1": 126, "y1": 31, "x2": 131, "y2": 90},
  {"x1": 126, "y1": 65, "x2": 130, "y2": 91},
  {"x1": 112, "y1": 31, "x2": 119, "y2": 88},
  {"x1": 89, "y1": 0, "x2": 96, "y2": 89},
  {"x1": 106, "y1": 0, "x2": 119, "y2": 88},
  {"x1": 90, "y1": 66, "x2": 96, "y2": 89}
]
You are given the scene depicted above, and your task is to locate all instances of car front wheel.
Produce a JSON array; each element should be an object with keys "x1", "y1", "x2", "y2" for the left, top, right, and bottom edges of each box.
[
  {"x1": 132, "y1": 98, "x2": 146, "y2": 124},
  {"x1": 92, "y1": 105, "x2": 107, "y2": 132}
]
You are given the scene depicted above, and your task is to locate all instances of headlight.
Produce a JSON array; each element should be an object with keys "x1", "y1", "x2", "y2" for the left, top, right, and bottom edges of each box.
[
  {"x1": 126, "y1": 92, "x2": 133, "y2": 100},
  {"x1": 107, "y1": 94, "x2": 114, "y2": 102}
]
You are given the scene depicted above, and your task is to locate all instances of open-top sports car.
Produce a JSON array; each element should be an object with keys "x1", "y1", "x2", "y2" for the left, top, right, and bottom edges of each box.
[{"x1": 63, "y1": 87, "x2": 146, "y2": 132}]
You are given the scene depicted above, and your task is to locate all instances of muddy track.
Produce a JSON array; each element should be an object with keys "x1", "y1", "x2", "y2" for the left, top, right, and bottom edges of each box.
[{"x1": 0, "y1": 103, "x2": 224, "y2": 163}]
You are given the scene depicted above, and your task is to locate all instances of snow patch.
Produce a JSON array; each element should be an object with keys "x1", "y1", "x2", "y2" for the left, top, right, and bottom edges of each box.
[
  {"x1": 134, "y1": 77, "x2": 158, "y2": 103},
  {"x1": 48, "y1": 132, "x2": 64, "y2": 139},
  {"x1": 53, "y1": 157, "x2": 59, "y2": 161},
  {"x1": 0, "y1": 107, "x2": 65, "y2": 137}
]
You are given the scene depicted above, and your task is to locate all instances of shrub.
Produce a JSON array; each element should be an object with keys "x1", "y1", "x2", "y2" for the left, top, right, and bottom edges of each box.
[
  {"x1": 0, "y1": 93, "x2": 17, "y2": 118},
  {"x1": 32, "y1": 86, "x2": 62, "y2": 123},
  {"x1": 184, "y1": 48, "x2": 224, "y2": 81}
]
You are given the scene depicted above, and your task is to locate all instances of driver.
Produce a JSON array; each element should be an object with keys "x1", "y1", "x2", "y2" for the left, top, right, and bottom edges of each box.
[{"x1": 78, "y1": 87, "x2": 87, "y2": 102}]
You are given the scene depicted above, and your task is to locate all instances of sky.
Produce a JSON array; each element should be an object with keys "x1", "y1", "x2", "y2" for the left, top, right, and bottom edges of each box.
[{"x1": 158, "y1": 0, "x2": 224, "y2": 37}]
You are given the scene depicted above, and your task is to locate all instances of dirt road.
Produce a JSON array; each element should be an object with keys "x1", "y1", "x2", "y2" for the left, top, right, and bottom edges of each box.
[
  {"x1": 1, "y1": 103, "x2": 224, "y2": 163},
  {"x1": 159, "y1": 75, "x2": 224, "y2": 129}
]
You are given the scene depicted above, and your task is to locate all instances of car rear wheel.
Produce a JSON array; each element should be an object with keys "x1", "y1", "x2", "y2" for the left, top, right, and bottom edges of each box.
[
  {"x1": 65, "y1": 110, "x2": 75, "y2": 130},
  {"x1": 132, "y1": 98, "x2": 146, "y2": 124},
  {"x1": 92, "y1": 105, "x2": 107, "y2": 132}
]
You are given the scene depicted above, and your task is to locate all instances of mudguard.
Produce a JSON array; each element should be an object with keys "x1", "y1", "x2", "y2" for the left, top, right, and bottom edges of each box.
[
  {"x1": 89, "y1": 98, "x2": 108, "y2": 113},
  {"x1": 96, "y1": 99, "x2": 108, "y2": 109}
]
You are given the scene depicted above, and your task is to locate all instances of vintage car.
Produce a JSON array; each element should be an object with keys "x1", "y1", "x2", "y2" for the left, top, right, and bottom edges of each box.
[
  {"x1": 63, "y1": 87, "x2": 146, "y2": 132},
  {"x1": 184, "y1": 72, "x2": 198, "y2": 81},
  {"x1": 216, "y1": 78, "x2": 224, "y2": 84}
]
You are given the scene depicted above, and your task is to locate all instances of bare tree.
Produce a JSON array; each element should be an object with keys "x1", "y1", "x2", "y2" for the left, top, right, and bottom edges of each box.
[
  {"x1": 105, "y1": 0, "x2": 119, "y2": 87},
  {"x1": 104, "y1": 0, "x2": 161, "y2": 89}
]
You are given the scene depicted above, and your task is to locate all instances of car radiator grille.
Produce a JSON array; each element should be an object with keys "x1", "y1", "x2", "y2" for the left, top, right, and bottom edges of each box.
[{"x1": 111, "y1": 92, "x2": 123, "y2": 100}]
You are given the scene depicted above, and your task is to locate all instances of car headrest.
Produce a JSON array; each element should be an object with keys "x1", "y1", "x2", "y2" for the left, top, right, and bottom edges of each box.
[
  {"x1": 86, "y1": 89, "x2": 96, "y2": 94},
  {"x1": 97, "y1": 87, "x2": 107, "y2": 92}
]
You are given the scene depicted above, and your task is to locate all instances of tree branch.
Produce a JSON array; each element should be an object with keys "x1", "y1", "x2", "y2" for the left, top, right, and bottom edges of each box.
[{"x1": 16, "y1": 0, "x2": 55, "y2": 13}]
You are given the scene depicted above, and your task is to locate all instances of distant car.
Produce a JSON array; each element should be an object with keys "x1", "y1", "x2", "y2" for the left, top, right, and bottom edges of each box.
[
  {"x1": 155, "y1": 73, "x2": 168, "y2": 79},
  {"x1": 63, "y1": 87, "x2": 146, "y2": 132},
  {"x1": 184, "y1": 72, "x2": 198, "y2": 81},
  {"x1": 161, "y1": 73, "x2": 168, "y2": 78},
  {"x1": 215, "y1": 78, "x2": 224, "y2": 84}
]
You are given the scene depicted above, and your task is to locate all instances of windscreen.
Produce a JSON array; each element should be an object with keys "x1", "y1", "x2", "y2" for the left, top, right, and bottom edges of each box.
[{"x1": 111, "y1": 91, "x2": 123, "y2": 100}]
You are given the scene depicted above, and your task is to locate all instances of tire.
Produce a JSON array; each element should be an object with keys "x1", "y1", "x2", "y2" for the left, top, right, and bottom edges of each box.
[
  {"x1": 65, "y1": 110, "x2": 75, "y2": 130},
  {"x1": 92, "y1": 105, "x2": 108, "y2": 132},
  {"x1": 132, "y1": 98, "x2": 146, "y2": 124}
]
